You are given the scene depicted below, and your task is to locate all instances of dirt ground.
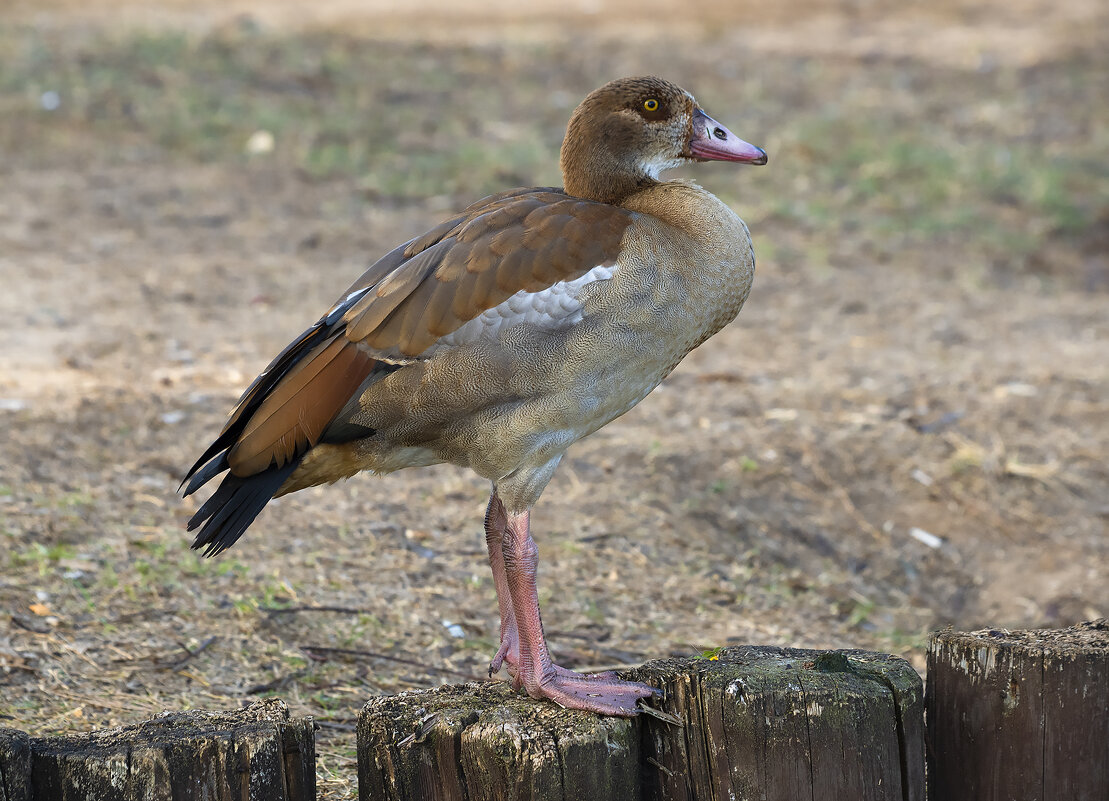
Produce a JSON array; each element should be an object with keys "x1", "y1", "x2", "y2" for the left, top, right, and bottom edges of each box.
[{"x1": 1, "y1": 1, "x2": 1107, "y2": 796}]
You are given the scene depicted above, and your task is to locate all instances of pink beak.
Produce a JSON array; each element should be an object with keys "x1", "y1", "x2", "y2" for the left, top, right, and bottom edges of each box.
[{"x1": 689, "y1": 108, "x2": 768, "y2": 165}]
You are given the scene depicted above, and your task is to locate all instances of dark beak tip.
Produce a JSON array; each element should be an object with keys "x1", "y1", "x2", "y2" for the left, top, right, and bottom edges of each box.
[{"x1": 690, "y1": 110, "x2": 767, "y2": 166}]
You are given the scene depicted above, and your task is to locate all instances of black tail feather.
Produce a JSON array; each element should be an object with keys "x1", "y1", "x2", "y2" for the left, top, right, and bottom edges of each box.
[
  {"x1": 180, "y1": 452, "x2": 229, "y2": 496},
  {"x1": 187, "y1": 458, "x2": 301, "y2": 557}
]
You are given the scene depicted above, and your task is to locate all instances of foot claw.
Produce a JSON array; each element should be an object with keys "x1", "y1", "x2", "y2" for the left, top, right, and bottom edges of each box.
[{"x1": 488, "y1": 638, "x2": 512, "y2": 677}]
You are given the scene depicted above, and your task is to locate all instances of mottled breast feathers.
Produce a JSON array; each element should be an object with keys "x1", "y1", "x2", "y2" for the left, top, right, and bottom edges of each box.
[{"x1": 186, "y1": 188, "x2": 637, "y2": 480}]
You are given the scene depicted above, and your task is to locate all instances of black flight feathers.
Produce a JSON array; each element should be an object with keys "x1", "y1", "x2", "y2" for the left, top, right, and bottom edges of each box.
[{"x1": 181, "y1": 286, "x2": 374, "y2": 557}]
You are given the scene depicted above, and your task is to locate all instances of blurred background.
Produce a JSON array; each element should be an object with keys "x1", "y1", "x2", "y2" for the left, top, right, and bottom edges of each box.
[{"x1": 1, "y1": 0, "x2": 1106, "y2": 795}]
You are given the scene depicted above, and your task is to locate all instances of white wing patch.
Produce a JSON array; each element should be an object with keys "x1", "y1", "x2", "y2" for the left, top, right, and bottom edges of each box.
[{"x1": 431, "y1": 263, "x2": 617, "y2": 352}]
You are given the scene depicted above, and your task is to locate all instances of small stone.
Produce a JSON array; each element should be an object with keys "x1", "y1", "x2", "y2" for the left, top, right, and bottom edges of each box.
[{"x1": 245, "y1": 130, "x2": 275, "y2": 155}]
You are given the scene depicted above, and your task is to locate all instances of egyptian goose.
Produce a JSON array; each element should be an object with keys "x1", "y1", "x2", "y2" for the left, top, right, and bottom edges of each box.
[{"x1": 183, "y1": 76, "x2": 767, "y2": 715}]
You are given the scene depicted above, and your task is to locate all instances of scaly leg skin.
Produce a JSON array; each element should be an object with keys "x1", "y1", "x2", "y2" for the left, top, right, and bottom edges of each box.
[
  {"x1": 484, "y1": 495, "x2": 521, "y2": 683},
  {"x1": 485, "y1": 506, "x2": 615, "y2": 688},
  {"x1": 486, "y1": 492, "x2": 658, "y2": 716},
  {"x1": 485, "y1": 497, "x2": 615, "y2": 686}
]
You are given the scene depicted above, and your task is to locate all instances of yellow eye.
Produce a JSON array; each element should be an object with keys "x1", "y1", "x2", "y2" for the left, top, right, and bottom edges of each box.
[{"x1": 643, "y1": 98, "x2": 659, "y2": 112}]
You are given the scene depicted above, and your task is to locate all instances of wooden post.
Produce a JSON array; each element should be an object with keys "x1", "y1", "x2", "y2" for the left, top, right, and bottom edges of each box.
[
  {"x1": 926, "y1": 619, "x2": 1109, "y2": 801},
  {"x1": 357, "y1": 645, "x2": 924, "y2": 801},
  {"x1": 0, "y1": 729, "x2": 31, "y2": 801},
  {"x1": 0, "y1": 698, "x2": 315, "y2": 801}
]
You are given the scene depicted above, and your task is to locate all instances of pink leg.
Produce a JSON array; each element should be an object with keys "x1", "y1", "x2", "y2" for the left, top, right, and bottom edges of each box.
[
  {"x1": 484, "y1": 495, "x2": 520, "y2": 683},
  {"x1": 487, "y1": 495, "x2": 609, "y2": 686},
  {"x1": 486, "y1": 492, "x2": 658, "y2": 716}
]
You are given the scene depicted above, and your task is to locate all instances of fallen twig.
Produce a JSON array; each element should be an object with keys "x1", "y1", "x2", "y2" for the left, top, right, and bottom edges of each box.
[
  {"x1": 165, "y1": 636, "x2": 217, "y2": 670},
  {"x1": 236, "y1": 669, "x2": 310, "y2": 695},
  {"x1": 299, "y1": 645, "x2": 483, "y2": 681},
  {"x1": 315, "y1": 719, "x2": 358, "y2": 732},
  {"x1": 397, "y1": 712, "x2": 441, "y2": 747},
  {"x1": 261, "y1": 605, "x2": 377, "y2": 616},
  {"x1": 637, "y1": 703, "x2": 683, "y2": 726}
]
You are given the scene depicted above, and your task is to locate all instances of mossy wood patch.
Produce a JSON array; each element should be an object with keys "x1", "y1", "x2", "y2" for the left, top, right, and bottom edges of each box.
[
  {"x1": 0, "y1": 698, "x2": 314, "y2": 801},
  {"x1": 926, "y1": 619, "x2": 1109, "y2": 801},
  {"x1": 357, "y1": 645, "x2": 923, "y2": 801}
]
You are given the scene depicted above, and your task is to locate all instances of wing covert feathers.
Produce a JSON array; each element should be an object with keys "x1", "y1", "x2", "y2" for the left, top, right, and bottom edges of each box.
[{"x1": 342, "y1": 189, "x2": 635, "y2": 357}]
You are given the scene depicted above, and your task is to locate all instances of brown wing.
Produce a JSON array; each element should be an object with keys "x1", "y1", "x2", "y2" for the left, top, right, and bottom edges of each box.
[
  {"x1": 343, "y1": 190, "x2": 636, "y2": 357},
  {"x1": 219, "y1": 188, "x2": 635, "y2": 478}
]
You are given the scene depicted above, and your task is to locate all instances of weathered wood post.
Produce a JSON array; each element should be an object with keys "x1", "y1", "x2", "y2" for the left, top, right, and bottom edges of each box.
[
  {"x1": 0, "y1": 698, "x2": 315, "y2": 801},
  {"x1": 357, "y1": 645, "x2": 924, "y2": 801},
  {"x1": 926, "y1": 619, "x2": 1109, "y2": 801}
]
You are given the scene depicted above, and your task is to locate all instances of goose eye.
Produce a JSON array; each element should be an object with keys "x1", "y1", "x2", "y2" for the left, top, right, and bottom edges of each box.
[{"x1": 643, "y1": 98, "x2": 659, "y2": 112}]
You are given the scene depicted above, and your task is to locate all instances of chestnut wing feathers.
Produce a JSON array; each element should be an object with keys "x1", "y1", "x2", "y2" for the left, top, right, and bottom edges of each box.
[
  {"x1": 344, "y1": 190, "x2": 634, "y2": 358},
  {"x1": 183, "y1": 188, "x2": 633, "y2": 555}
]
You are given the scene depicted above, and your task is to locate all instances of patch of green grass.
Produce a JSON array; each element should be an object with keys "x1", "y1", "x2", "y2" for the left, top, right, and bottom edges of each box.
[
  {"x1": 98, "y1": 561, "x2": 118, "y2": 589},
  {"x1": 558, "y1": 539, "x2": 582, "y2": 555},
  {"x1": 731, "y1": 114, "x2": 1107, "y2": 255},
  {"x1": 876, "y1": 627, "x2": 929, "y2": 655},
  {"x1": 29, "y1": 489, "x2": 95, "y2": 511},
  {"x1": 309, "y1": 690, "x2": 344, "y2": 711},
  {"x1": 179, "y1": 550, "x2": 249, "y2": 579},
  {"x1": 134, "y1": 555, "x2": 180, "y2": 593},
  {"x1": 9, "y1": 542, "x2": 77, "y2": 576},
  {"x1": 282, "y1": 653, "x2": 309, "y2": 671},
  {"x1": 231, "y1": 596, "x2": 258, "y2": 616},
  {"x1": 259, "y1": 574, "x2": 298, "y2": 607},
  {"x1": 463, "y1": 636, "x2": 497, "y2": 654},
  {"x1": 582, "y1": 598, "x2": 606, "y2": 625},
  {"x1": 0, "y1": 27, "x2": 564, "y2": 199},
  {"x1": 712, "y1": 61, "x2": 1109, "y2": 270},
  {"x1": 845, "y1": 596, "x2": 876, "y2": 630}
]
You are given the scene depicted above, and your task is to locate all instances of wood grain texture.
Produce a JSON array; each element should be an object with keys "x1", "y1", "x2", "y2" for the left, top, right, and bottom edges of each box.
[
  {"x1": 358, "y1": 682, "x2": 639, "y2": 801},
  {"x1": 630, "y1": 647, "x2": 923, "y2": 801},
  {"x1": 0, "y1": 699, "x2": 314, "y2": 801},
  {"x1": 926, "y1": 619, "x2": 1109, "y2": 801},
  {"x1": 357, "y1": 646, "x2": 923, "y2": 801}
]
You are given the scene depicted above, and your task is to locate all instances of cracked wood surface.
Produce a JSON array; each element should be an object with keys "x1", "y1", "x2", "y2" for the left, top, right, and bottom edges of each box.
[
  {"x1": 0, "y1": 698, "x2": 315, "y2": 801},
  {"x1": 926, "y1": 620, "x2": 1109, "y2": 801},
  {"x1": 356, "y1": 645, "x2": 923, "y2": 801}
]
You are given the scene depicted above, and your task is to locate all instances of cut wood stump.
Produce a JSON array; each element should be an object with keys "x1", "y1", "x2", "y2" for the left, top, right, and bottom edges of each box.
[
  {"x1": 926, "y1": 619, "x2": 1109, "y2": 801},
  {"x1": 0, "y1": 698, "x2": 314, "y2": 801},
  {"x1": 357, "y1": 645, "x2": 924, "y2": 801}
]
